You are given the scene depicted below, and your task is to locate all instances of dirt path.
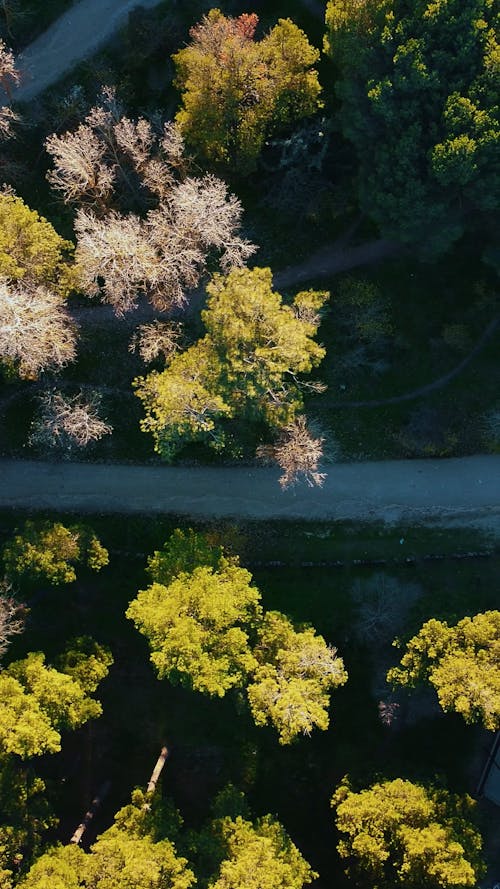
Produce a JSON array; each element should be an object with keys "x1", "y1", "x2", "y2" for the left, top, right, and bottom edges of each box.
[
  {"x1": 273, "y1": 238, "x2": 401, "y2": 290},
  {"x1": 9, "y1": 0, "x2": 165, "y2": 103},
  {"x1": 1, "y1": 456, "x2": 499, "y2": 532}
]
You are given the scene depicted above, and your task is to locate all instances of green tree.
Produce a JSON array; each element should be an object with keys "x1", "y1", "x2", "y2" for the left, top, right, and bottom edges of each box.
[
  {"x1": 387, "y1": 610, "x2": 500, "y2": 730},
  {"x1": 209, "y1": 815, "x2": 317, "y2": 889},
  {"x1": 126, "y1": 563, "x2": 261, "y2": 697},
  {"x1": 247, "y1": 611, "x2": 347, "y2": 744},
  {"x1": 325, "y1": 0, "x2": 500, "y2": 255},
  {"x1": 135, "y1": 268, "x2": 328, "y2": 459},
  {"x1": 147, "y1": 529, "x2": 230, "y2": 586},
  {"x1": 0, "y1": 192, "x2": 74, "y2": 294},
  {"x1": 173, "y1": 10, "x2": 322, "y2": 174},
  {"x1": 3, "y1": 521, "x2": 109, "y2": 586},
  {"x1": 332, "y1": 777, "x2": 484, "y2": 888}
]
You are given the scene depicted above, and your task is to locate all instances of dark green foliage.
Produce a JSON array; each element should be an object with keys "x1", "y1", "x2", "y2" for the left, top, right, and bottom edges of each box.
[{"x1": 325, "y1": 0, "x2": 500, "y2": 256}]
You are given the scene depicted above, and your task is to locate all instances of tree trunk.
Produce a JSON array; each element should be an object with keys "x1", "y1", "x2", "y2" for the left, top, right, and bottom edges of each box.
[
  {"x1": 70, "y1": 780, "x2": 111, "y2": 845},
  {"x1": 145, "y1": 746, "x2": 169, "y2": 796}
]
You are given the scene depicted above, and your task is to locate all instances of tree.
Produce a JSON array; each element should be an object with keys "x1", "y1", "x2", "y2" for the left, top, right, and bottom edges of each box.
[
  {"x1": 129, "y1": 321, "x2": 183, "y2": 365},
  {"x1": 18, "y1": 807, "x2": 194, "y2": 889},
  {"x1": 128, "y1": 534, "x2": 347, "y2": 743},
  {"x1": 3, "y1": 521, "x2": 109, "y2": 586},
  {"x1": 135, "y1": 340, "x2": 233, "y2": 459},
  {"x1": 258, "y1": 416, "x2": 326, "y2": 490},
  {"x1": 173, "y1": 10, "x2": 322, "y2": 174},
  {"x1": 46, "y1": 91, "x2": 255, "y2": 314},
  {"x1": 0, "y1": 192, "x2": 74, "y2": 293},
  {"x1": 247, "y1": 611, "x2": 347, "y2": 744},
  {"x1": 0, "y1": 644, "x2": 112, "y2": 758},
  {"x1": 147, "y1": 528, "x2": 228, "y2": 587},
  {"x1": 30, "y1": 390, "x2": 112, "y2": 452},
  {"x1": 331, "y1": 777, "x2": 484, "y2": 888},
  {"x1": 0, "y1": 40, "x2": 19, "y2": 140},
  {"x1": 135, "y1": 268, "x2": 328, "y2": 459},
  {"x1": 325, "y1": 0, "x2": 500, "y2": 255},
  {"x1": 126, "y1": 563, "x2": 261, "y2": 697},
  {"x1": 387, "y1": 611, "x2": 500, "y2": 730},
  {"x1": 0, "y1": 280, "x2": 77, "y2": 379},
  {"x1": 0, "y1": 589, "x2": 24, "y2": 659},
  {"x1": 209, "y1": 815, "x2": 317, "y2": 889}
]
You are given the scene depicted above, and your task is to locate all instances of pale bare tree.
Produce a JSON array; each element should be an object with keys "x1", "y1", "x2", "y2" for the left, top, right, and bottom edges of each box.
[
  {"x1": 46, "y1": 90, "x2": 256, "y2": 313},
  {"x1": 0, "y1": 39, "x2": 19, "y2": 139},
  {"x1": 46, "y1": 124, "x2": 115, "y2": 205},
  {"x1": 0, "y1": 279, "x2": 77, "y2": 379},
  {"x1": 0, "y1": 583, "x2": 25, "y2": 659},
  {"x1": 74, "y1": 209, "x2": 159, "y2": 314},
  {"x1": 258, "y1": 416, "x2": 326, "y2": 490},
  {"x1": 129, "y1": 320, "x2": 183, "y2": 364},
  {"x1": 75, "y1": 178, "x2": 255, "y2": 313},
  {"x1": 30, "y1": 389, "x2": 112, "y2": 451}
]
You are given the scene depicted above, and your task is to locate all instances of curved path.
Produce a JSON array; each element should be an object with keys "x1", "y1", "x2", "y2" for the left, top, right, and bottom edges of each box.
[
  {"x1": 9, "y1": 0, "x2": 164, "y2": 103},
  {"x1": 1, "y1": 457, "x2": 499, "y2": 531}
]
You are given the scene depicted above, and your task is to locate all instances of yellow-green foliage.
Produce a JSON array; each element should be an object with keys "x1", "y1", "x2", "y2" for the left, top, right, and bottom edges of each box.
[
  {"x1": 174, "y1": 10, "x2": 322, "y2": 174},
  {"x1": 135, "y1": 339, "x2": 232, "y2": 461},
  {"x1": 3, "y1": 521, "x2": 109, "y2": 585},
  {"x1": 247, "y1": 611, "x2": 347, "y2": 745},
  {"x1": 211, "y1": 815, "x2": 317, "y2": 889},
  {"x1": 0, "y1": 647, "x2": 112, "y2": 758},
  {"x1": 127, "y1": 564, "x2": 262, "y2": 697},
  {"x1": 332, "y1": 777, "x2": 484, "y2": 888},
  {"x1": 0, "y1": 192, "x2": 74, "y2": 295},
  {"x1": 19, "y1": 818, "x2": 194, "y2": 889},
  {"x1": 387, "y1": 611, "x2": 500, "y2": 730},
  {"x1": 135, "y1": 268, "x2": 328, "y2": 459},
  {"x1": 127, "y1": 531, "x2": 347, "y2": 743}
]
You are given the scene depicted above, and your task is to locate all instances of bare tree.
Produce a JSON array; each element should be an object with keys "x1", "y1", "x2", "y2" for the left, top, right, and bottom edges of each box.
[
  {"x1": 129, "y1": 320, "x2": 183, "y2": 364},
  {"x1": 0, "y1": 39, "x2": 19, "y2": 139},
  {"x1": 30, "y1": 389, "x2": 112, "y2": 451},
  {"x1": 258, "y1": 416, "x2": 326, "y2": 490},
  {"x1": 46, "y1": 124, "x2": 115, "y2": 205},
  {"x1": 0, "y1": 279, "x2": 77, "y2": 378},
  {"x1": 46, "y1": 90, "x2": 256, "y2": 314},
  {"x1": 0, "y1": 584, "x2": 25, "y2": 659},
  {"x1": 74, "y1": 177, "x2": 255, "y2": 314}
]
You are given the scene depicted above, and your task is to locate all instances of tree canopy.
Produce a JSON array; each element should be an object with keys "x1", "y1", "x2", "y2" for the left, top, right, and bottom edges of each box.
[
  {"x1": 3, "y1": 521, "x2": 109, "y2": 586},
  {"x1": 325, "y1": 0, "x2": 500, "y2": 255},
  {"x1": 127, "y1": 531, "x2": 346, "y2": 743},
  {"x1": 0, "y1": 192, "x2": 74, "y2": 294},
  {"x1": 332, "y1": 777, "x2": 484, "y2": 888},
  {"x1": 0, "y1": 642, "x2": 112, "y2": 758},
  {"x1": 173, "y1": 10, "x2": 322, "y2": 174},
  {"x1": 134, "y1": 268, "x2": 328, "y2": 460},
  {"x1": 387, "y1": 610, "x2": 500, "y2": 730},
  {"x1": 209, "y1": 815, "x2": 317, "y2": 889},
  {"x1": 248, "y1": 611, "x2": 347, "y2": 744},
  {"x1": 126, "y1": 563, "x2": 261, "y2": 697}
]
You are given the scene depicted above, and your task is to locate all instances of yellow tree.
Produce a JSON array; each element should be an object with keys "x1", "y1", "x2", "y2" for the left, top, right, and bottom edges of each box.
[
  {"x1": 387, "y1": 611, "x2": 500, "y2": 730},
  {"x1": 332, "y1": 777, "x2": 484, "y2": 888},
  {"x1": 174, "y1": 10, "x2": 322, "y2": 174}
]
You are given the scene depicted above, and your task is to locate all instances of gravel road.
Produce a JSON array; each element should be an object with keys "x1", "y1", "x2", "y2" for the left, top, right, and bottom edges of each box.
[
  {"x1": 10, "y1": 0, "x2": 165, "y2": 102},
  {"x1": 1, "y1": 456, "x2": 499, "y2": 532}
]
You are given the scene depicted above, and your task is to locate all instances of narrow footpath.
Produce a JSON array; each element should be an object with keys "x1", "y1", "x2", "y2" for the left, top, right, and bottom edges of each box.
[{"x1": 9, "y1": 0, "x2": 165, "y2": 103}]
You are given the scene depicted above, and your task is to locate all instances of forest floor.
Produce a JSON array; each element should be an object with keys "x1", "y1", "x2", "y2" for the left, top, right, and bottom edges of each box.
[
  {"x1": 1, "y1": 455, "x2": 499, "y2": 536},
  {"x1": 7, "y1": 0, "x2": 165, "y2": 102}
]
